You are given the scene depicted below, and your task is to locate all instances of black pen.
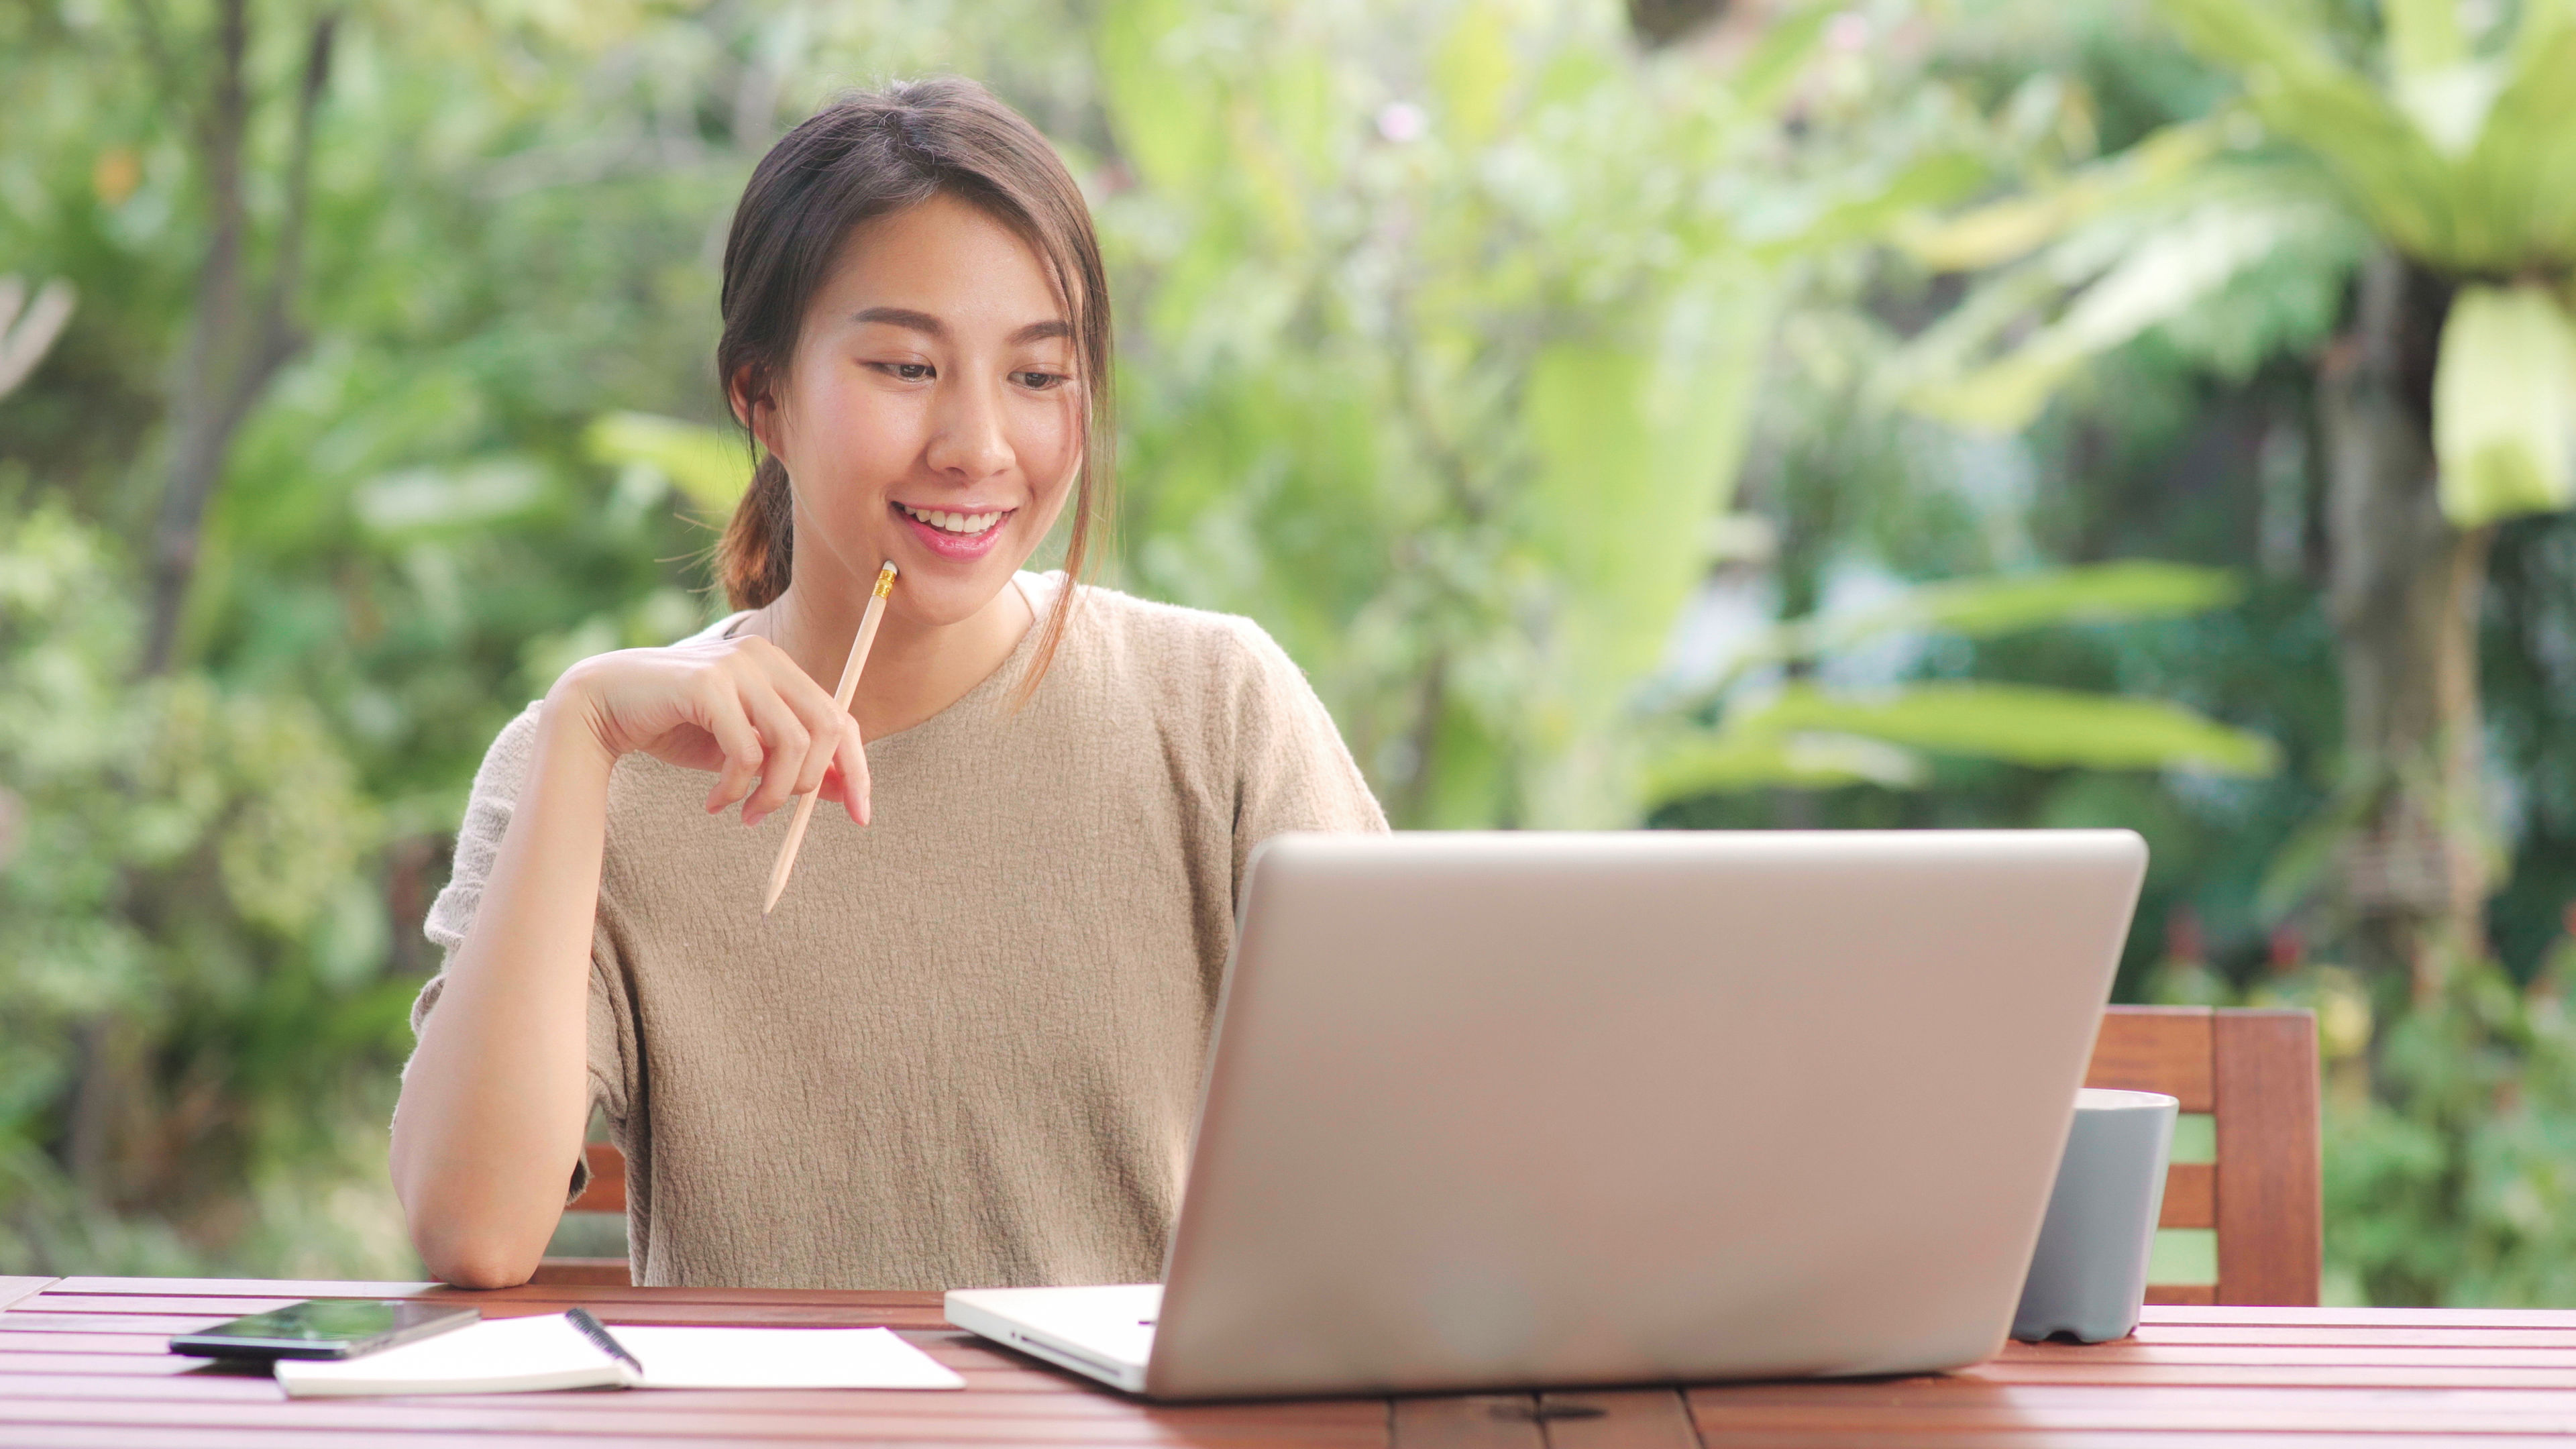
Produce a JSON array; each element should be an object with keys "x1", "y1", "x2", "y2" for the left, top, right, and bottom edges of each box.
[{"x1": 564, "y1": 1307, "x2": 643, "y2": 1381}]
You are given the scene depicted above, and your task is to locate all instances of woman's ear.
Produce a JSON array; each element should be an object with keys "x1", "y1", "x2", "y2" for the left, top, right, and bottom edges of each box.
[{"x1": 729, "y1": 368, "x2": 785, "y2": 460}]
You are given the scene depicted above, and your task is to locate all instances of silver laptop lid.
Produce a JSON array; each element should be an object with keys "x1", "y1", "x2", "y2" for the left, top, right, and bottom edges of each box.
[{"x1": 1148, "y1": 829, "x2": 2145, "y2": 1399}]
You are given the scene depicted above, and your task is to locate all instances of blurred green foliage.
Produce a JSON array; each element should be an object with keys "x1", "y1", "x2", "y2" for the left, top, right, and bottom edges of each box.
[{"x1": 3, "y1": 0, "x2": 2575, "y2": 1303}]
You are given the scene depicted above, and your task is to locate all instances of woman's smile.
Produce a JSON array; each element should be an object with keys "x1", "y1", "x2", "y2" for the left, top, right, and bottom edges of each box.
[{"x1": 893, "y1": 500, "x2": 1017, "y2": 560}]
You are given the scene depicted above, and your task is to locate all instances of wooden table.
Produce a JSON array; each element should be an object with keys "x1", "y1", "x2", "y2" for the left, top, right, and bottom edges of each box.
[{"x1": 7, "y1": 1277, "x2": 2576, "y2": 1446}]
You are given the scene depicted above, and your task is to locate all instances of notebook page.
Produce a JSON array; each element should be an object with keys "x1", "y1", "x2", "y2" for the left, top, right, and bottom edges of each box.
[
  {"x1": 615, "y1": 1326, "x2": 964, "y2": 1390},
  {"x1": 275, "y1": 1313, "x2": 621, "y2": 1396}
]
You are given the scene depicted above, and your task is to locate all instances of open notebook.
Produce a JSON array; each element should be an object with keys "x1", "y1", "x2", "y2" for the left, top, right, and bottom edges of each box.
[{"x1": 274, "y1": 1311, "x2": 965, "y2": 1397}]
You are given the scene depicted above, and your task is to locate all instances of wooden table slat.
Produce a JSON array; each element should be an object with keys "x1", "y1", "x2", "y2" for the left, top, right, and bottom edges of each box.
[
  {"x1": 0, "y1": 1371, "x2": 1389, "y2": 1426},
  {"x1": 0, "y1": 1282, "x2": 54, "y2": 1316},
  {"x1": 9, "y1": 1293, "x2": 953, "y2": 1330},
  {"x1": 0, "y1": 1432, "x2": 1005, "y2": 1449},
  {"x1": 2008, "y1": 1341, "x2": 2576, "y2": 1367},
  {"x1": 1536, "y1": 1388, "x2": 1703, "y2": 1449},
  {"x1": 1627, "y1": 1433, "x2": 2528, "y2": 1449},
  {"x1": 0, "y1": 1332, "x2": 189, "y2": 1356},
  {"x1": 40, "y1": 1278, "x2": 437, "y2": 1299},
  {"x1": 2128, "y1": 1324, "x2": 2576, "y2": 1348},
  {"x1": 2137, "y1": 1305, "x2": 2576, "y2": 1328},
  {"x1": 0, "y1": 1398, "x2": 1387, "y2": 1444},
  {"x1": 1391, "y1": 1396, "x2": 1540, "y2": 1449}
]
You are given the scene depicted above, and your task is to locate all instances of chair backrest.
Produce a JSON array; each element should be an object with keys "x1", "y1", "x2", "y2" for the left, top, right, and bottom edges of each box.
[
  {"x1": 534, "y1": 1007, "x2": 2324, "y2": 1302},
  {"x1": 568, "y1": 1142, "x2": 625, "y2": 1215},
  {"x1": 526, "y1": 1144, "x2": 632, "y2": 1286},
  {"x1": 2084, "y1": 1004, "x2": 2320, "y2": 1306}
]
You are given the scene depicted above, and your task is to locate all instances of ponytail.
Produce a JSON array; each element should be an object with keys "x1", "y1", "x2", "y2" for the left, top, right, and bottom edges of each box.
[{"x1": 716, "y1": 453, "x2": 796, "y2": 611}]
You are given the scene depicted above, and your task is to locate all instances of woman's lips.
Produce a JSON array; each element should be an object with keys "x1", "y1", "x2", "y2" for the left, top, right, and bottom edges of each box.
[{"x1": 894, "y1": 502, "x2": 1014, "y2": 560}]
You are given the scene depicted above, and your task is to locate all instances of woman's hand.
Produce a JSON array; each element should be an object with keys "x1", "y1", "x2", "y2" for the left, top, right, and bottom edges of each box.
[{"x1": 549, "y1": 635, "x2": 873, "y2": 826}]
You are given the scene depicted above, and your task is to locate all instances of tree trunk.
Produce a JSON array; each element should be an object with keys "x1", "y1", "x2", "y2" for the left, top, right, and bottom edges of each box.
[
  {"x1": 138, "y1": 1, "x2": 335, "y2": 676},
  {"x1": 2316, "y1": 252, "x2": 2491, "y2": 995}
]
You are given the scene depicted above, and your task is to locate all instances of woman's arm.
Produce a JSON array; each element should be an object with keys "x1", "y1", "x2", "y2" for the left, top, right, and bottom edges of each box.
[
  {"x1": 390, "y1": 636, "x2": 869, "y2": 1287},
  {"x1": 389, "y1": 710, "x2": 615, "y2": 1287}
]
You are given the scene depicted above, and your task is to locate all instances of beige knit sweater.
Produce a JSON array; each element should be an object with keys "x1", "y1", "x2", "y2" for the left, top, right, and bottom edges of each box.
[{"x1": 413, "y1": 575, "x2": 1387, "y2": 1289}]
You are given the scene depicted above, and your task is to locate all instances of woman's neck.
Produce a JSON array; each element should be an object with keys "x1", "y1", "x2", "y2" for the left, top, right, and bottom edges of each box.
[{"x1": 754, "y1": 571, "x2": 1034, "y2": 740}]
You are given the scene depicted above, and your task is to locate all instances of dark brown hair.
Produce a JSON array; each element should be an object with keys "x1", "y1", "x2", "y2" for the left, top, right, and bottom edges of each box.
[{"x1": 714, "y1": 76, "x2": 1112, "y2": 695}]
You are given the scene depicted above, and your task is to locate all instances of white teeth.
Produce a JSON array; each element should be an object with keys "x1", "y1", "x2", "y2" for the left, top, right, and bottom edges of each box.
[{"x1": 900, "y1": 504, "x2": 1004, "y2": 535}]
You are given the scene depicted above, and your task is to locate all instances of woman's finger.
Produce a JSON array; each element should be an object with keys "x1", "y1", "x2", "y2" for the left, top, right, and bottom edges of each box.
[
  {"x1": 773, "y1": 682, "x2": 849, "y2": 806},
  {"x1": 735, "y1": 682, "x2": 814, "y2": 826},
  {"x1": 698, "y1": 684, "x2": 766, "y2": 816},
  {"x1": 831, "y1": 716, "x2": 872, "y2": 826}
]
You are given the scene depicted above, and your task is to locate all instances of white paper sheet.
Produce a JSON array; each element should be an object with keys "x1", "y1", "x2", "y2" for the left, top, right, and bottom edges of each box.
[
  {"x1": 274, "y1": 1313, "x2": 965, "y2": 1395},
  {"x1": 619, "y1": 1324, "x2": 964, "y2": 1390}
]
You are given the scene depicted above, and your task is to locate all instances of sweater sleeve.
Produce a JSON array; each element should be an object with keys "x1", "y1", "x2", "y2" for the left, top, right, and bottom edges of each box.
[
  {"x1": 1220, "y1": 619, "x2": 1390, "y2": 902},
  {"x1": 407, "y1": 702, "x2": 630, "y2": 1205}
]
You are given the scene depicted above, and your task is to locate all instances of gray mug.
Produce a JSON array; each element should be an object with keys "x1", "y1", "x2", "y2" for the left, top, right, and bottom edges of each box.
[{"x1": 2012, "y1": 1087, "x2": 2178, "y2": 1343}]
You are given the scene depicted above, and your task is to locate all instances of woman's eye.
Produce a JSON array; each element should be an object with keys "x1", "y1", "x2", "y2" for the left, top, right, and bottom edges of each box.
[
  {"x1": 1014, "y1": 370, "x2": 1067, "y2": 390},
  {"x1": 872, "y1": 362, "x2": 934, "y2": 382}
]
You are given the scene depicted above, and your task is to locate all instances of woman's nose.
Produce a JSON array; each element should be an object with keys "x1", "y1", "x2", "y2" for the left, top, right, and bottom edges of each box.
[{"x1": 924, "y1": 376, "x2": 1013, "y2": 482}]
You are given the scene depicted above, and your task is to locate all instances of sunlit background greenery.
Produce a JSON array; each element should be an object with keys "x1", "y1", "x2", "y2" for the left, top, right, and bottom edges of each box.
[{"x1": 5, "y1": 0, "x2": 2576, "y2": 1303}]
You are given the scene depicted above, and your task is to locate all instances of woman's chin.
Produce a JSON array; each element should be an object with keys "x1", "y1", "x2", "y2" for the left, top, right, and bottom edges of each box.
[{"x1": 874, "y1": 542, "x2": 1033, "y2": 627}]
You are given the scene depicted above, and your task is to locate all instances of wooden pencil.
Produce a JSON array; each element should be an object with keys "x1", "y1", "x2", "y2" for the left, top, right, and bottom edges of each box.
[{"x1": 761, "y1": 561, "x2": 896, "y2": 914}]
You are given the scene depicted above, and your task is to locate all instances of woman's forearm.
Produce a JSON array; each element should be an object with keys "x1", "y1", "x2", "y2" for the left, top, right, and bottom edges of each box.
[{"x1": 390, "y1": 704, "x2": 616, "y2": 1287}]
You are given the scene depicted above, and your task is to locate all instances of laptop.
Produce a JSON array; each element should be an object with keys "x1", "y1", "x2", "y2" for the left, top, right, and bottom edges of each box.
[{"x1": 946, "y1": 829, "x2": 2147, "y2": 1400}]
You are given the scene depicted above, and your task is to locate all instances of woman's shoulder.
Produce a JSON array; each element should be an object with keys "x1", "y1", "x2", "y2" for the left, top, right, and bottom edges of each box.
[
  {"x1": 1059, "y1": 579, "x2": 1309, "y2": 694},
  {"x1": 469, "y1": 699, "x2": 549, "y2": 794}
]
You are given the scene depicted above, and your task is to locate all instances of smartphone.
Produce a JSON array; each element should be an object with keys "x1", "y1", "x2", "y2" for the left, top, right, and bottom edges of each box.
[{"x1": 168, "y1": 1299, "x2": 480, "y2": 1361}]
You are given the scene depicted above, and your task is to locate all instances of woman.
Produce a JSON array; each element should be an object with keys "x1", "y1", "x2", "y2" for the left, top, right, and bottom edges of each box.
[{"x1": 390, "y1": 78, "x2": 1385, "y2": 1291}]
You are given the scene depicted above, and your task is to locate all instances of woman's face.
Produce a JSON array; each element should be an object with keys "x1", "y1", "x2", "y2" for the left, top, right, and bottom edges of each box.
[{"x1": 751, "y1": 191, "x2": 1082, "y2": 629}]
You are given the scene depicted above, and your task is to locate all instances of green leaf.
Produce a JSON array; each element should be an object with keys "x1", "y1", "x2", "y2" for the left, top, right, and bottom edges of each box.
[
  {"x1": 2384, "y1": 0, "x2": 2469, "y2": 76},
  {"x1": 1694, "y1": 562, "x2": 2244, "y2": 704},
  {"x1": 1525, "y1": 269, "x2": 1769, "y2": 692},
  {"x1": 584, "y1": 412, "x2": 751, "y2": 515},
  {"x1": 1896, "y1": 122, "x2": 2221, "y2": 272},
  {"x1": 1823, "y1": 559, "x2": 2241, "y2": 649},
  {"x1": 1644, "y1": 730, "x2": 1926, "y2": 802},
  {"x1": 1907, "y1": 193, "x2": 2320, "y2": 433},
  {"x1": 2157, "y1": 0, "x2": 2459, "y2": 262},
  {"x1": 1898, "y1": 561, "x2": 2244, "y2": 637},
  {"x1": 2432, "y1": 284, "x2": 2576, "y2": 527},
  {"x1": 352, "y1": 458, "x2": 549, "y2": 537},
  {"x1": 1758, "y1": 150, "x2": 1991, "y2": 263},
  {"x1": 1745, "y1": 682, "x2": 2279, "y2": 774},
  {"x1": 2394, "y1": 62, "x2": 2504, "y2": 158},
  {"x1": 1730, "y1": 1, "x2": 1835, "y2": 113},
  {"x1": 1432, "y1": 0, "x2": 1514, "y2": 146},
  {"x1": 2463, "y1": 12, "x2": 2576, "y2": 260}
]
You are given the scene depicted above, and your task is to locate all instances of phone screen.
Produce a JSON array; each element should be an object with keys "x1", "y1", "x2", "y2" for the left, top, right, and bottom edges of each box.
[{"x1": 170, "y1": 1299, "x2": 478, "y2": 1360}]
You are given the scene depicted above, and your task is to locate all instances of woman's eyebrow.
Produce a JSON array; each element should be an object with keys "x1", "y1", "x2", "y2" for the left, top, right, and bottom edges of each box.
[
  {"x1": 850, "y1": 308, "x2": 1071, "y2": 347},
  {"x1": 852, "y1": 305, "x2": 944, "y2": 335}
]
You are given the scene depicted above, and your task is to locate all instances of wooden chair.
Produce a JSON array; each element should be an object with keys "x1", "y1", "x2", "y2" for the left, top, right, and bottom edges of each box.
[
  {"x1": 2086, "y1": 1004, "x2": 2321, "y2": 1307},
  {"x1": 527, "y1": 1006, "x2": 2324, "y2": 1303},
  {"x1": 527, "y1": 1143, "x2": 632, "y2": 1287}
]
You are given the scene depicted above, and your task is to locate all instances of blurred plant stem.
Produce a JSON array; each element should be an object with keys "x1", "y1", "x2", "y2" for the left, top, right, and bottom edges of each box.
[
  {"x1": 138, "y1": 0, "x2": 338, "y2": 675},
  {"x1": 2318, "y1": 252, "x2": 2495, "y2": 991}
]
